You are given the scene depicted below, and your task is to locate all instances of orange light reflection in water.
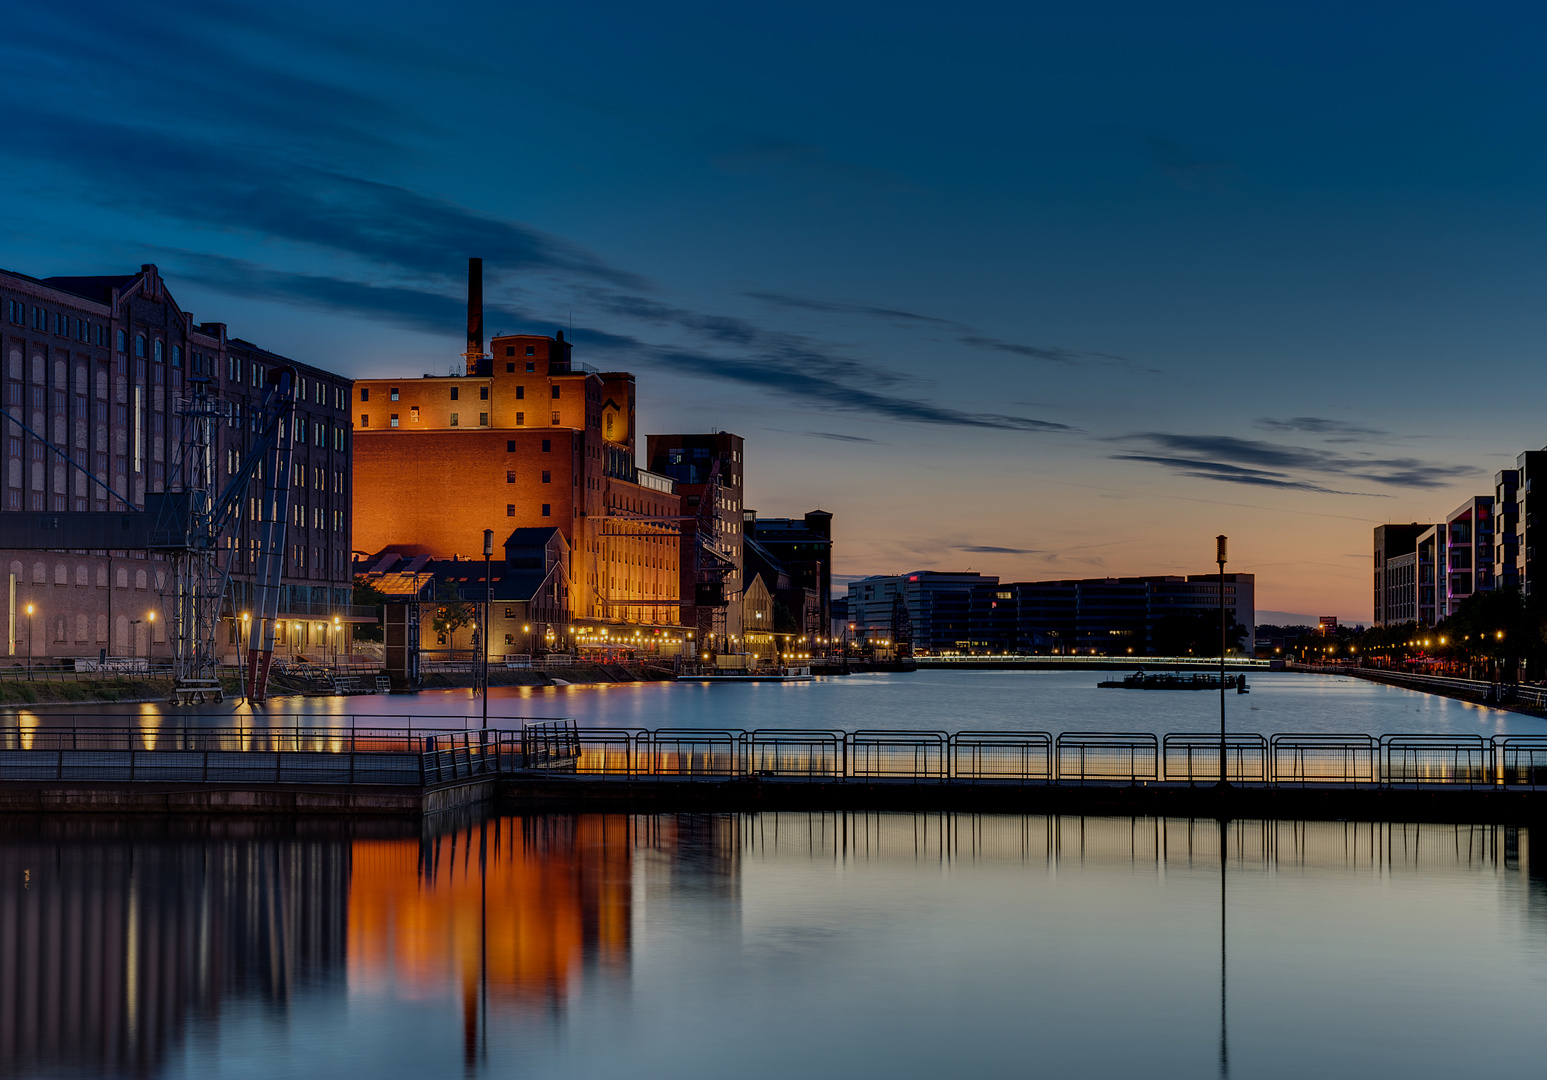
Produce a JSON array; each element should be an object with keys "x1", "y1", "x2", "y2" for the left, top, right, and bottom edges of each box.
[{"x1": 348, "y1": 816, "x2": 632, "y2": 1019}]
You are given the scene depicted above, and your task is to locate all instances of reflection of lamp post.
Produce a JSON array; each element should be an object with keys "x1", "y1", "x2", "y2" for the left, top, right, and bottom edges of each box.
[{"x1": 25, "y1": 603, "x2": 34, "y2": 680}]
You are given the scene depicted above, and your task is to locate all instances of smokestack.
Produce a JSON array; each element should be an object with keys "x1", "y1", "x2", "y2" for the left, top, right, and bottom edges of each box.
[{"x1": 465, "y1": 257, "x2": 484, "y2": 365}]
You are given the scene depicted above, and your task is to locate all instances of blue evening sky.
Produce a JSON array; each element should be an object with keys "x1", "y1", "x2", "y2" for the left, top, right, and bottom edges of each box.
[{"x1": 3, "y1": 0, "x2": 1543, "y2": 620}]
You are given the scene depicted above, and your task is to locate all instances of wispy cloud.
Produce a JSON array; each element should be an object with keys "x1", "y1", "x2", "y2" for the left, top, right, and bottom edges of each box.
[
  {"x1": 959, "y1": 544, "x2": 1042, "y2": 555},
  {"x1": 805, "y1": 431, "x2": 876, "y2": 443},
  {"x1": 1256, "y1": 416, "x2": 1389, "y2": 439},
  {"x1": 750, "y1": 291, "x2": 1161, "y2": 374},
  {"x1": 1112, "y1": 432, "x2": 1474, "y2": 493}
]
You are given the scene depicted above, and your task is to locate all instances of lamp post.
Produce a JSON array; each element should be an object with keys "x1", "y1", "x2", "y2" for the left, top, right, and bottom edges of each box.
[
  {"x1": 25, "y1": 603, "x2": 33, "y2": 681},
  {"x1": 147, "y1": 611, "x2": 155, "y2": 672},
  {"x1": 482, "y1": 528, "x2": 493, "y2": 731},
  {"x1": 1216, "y1": 534, "x2": 1228, "y2": 787},
  {"x1": 128, "y1": 617, "x2": 141, "y2": 671}
]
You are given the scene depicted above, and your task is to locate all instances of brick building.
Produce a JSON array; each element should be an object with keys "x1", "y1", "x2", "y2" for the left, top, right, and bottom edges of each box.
[
  {"x1": 646, "y1": 432, "x2": 745, "y2": 647},
  {"x1": 0, "y1": 264, "x2": 355, "y2": 662},
  {"x1": 352, "y1": 331, "x2": 681, "y2": 638}
]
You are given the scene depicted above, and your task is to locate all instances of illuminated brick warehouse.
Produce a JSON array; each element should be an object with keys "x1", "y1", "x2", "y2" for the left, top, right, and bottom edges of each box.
[{"x1": 351, "y1": 261, "x2": 685, "y2": 653}]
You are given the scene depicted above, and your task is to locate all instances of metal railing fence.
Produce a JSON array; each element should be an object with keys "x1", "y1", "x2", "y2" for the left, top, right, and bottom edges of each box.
[{"x1": 6, "y1": 720, "x2": 1547, "y2": 789}]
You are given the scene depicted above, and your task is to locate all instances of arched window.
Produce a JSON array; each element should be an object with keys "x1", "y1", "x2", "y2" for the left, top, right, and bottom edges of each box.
[
  {"x1": 135, "y1": 334, "x2": 146, "y2": 358},
  {"x1": 153, "y1": 340, "x2": 163, "y2": 362},
  {"x1": 170, "y1": 345, "x2": 182, "y2": 367},
  {"x1": 116, "y1": 329, "x2": 126, "y2": 352}
]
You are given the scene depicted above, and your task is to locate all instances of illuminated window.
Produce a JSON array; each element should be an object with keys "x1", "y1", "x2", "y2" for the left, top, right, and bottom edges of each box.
[{"x1": 389, "y1": 414, "x2": 398, "y2": 427}]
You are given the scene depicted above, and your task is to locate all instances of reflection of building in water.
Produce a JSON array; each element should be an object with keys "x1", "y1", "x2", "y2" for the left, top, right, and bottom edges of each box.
[
  {"x1": 348, "y1": 815, "x2": 633, "y2": 1063},
  {"x1": 744, "y1": 812, "x2": 1532, "y2": 879},
  {"x1": 0, "y1": 822, "x2": 350, "y2": 1078}
]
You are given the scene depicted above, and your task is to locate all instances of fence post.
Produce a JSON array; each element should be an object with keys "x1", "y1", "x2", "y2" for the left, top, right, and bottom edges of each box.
[
  {"x1": 203, "y1": 750, "x2": 209, "y2": 783},
  {"x1": 56, "y1": 747, "x2": 63, "y2": 781}
]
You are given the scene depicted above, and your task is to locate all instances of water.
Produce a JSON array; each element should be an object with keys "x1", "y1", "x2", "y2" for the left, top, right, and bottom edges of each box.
[
  {"x1": 5, "y1": 811, "x2": 1545, "y2": 1079},
  {"x1": 6, "y1": 670, "x2": 1540, "y2": 737}
]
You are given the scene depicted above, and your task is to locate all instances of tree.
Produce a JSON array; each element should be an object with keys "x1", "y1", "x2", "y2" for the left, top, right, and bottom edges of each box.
[
  {"x1": 1151, "y1": 611, "x2": 1249, "y2": 657},
  {"x1": 352, "y1": 575, "x2": 389, "y2": 642},
  {"x1": 432, "y1": 581, "x2": 476, "y2": 651}
]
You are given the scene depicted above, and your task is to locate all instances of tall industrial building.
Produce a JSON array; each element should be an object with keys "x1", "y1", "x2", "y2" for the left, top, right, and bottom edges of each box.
[
  {"x1": 0, "y1": 264, "x2": 355, "y2": 662},
  {"x1": 645, "y1": 432, "x2": 744, "y2": 647},
  {"x1": 352, "y1": 262, "x2": 681, "y2": 637}
]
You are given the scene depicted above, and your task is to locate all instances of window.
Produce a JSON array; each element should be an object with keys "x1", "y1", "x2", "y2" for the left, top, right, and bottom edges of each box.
[
  {"x1": 516, "y1": 412, "x2": 525, "y2": 426},
  {"x1": 505, "y1": 346, "x2": 515, "y2": 357},
  {"x1": 389, "y1": 387, "x2": 399, "y2": 401},
  {"x1": 506, "y1": 471, "x2": 516, "y2": 483},
  {"x1": 410, "y1": 406, "x2": 419, "y2": 422},
  {"x1": 361, "y1": 388, "x2": 369, "y2": 401},
  {"x1": 506, "y1": 363, "x2": 515, "y2": 373},
  {"x1": 171, "y1": 345, "x2": 181, "y2": 367},
  {"x1": 361, "y1": 414, "x2": 369, "y2": 427},
  {"x1": 449, "y1": 412, "x2": 459, "y2": 427},
  {"x1": 116, "y1": 329, "x2": 126, "y2": 352},
  {"x1": 541, "y1": 471, "x2": 550, "y2": 483},
  {"x1": 541, "y1": 504, "x2": 550, "y2": 517},
  {"x1": 506, "y1": 504, "x2": 515, "y2": 517},
  {"x1": 551, "y1": 411, "x2": 561, "y2": 425},
  {"x1": 479, "y1": 387, "x2": 488, "y2": 400},
  {"x1": 515, "y1": 386, "x2": 524, "y2": 399},
  {"x1": 153, "y1": 340, "x2": 163, "y2": 362},
  {"x1": 390, "y1": 414, "x2": 398, "y2": 427},
  {"x1": 526, "y1": 362, "x2": 534, "y2": 372},
  {"x1": 541, "y1": 439, "x2": 551, "y2": 452},
  {"x1": 479, "y1": 412, "x2": 488, "y2": 426},
  {"x1": 526, "y1": 346, "x2": 535, "y2": 355},
  {"x1": 450, "y1": 386, "x2": 459, "y2": 401},
  {"x1": 506, "y1": 440, "x2": 516, "y2": 452},
  {"x1": 551, "y1": 385, "x2": 560, "y2": 399},
  {"x1": 135, "y1": 334, "x2": 146, "y2": 357}
]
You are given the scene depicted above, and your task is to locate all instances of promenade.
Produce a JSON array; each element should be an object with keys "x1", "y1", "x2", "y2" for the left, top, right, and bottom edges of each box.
[{"x1": 3, "y1": 716, "x2": 1547, "y2": 821}]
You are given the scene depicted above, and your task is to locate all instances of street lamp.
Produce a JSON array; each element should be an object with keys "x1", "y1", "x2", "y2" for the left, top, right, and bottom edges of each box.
[
  {"x1": 482, "y1": 528, "x2": 493, "y2": 730},
  {"x1": 24, "y1": 603, "x2": 33, "y2": 681},
  {"x1": 1216, "y1": 534, "x2": 1228, "y2": 788},
  {"x1": 147, "y1": 611, "x2": 155, "y2": 669}
]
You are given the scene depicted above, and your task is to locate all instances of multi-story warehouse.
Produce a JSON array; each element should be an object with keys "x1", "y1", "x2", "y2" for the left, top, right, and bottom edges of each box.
[
  {"x1": 0, "y1": 264, "x2": 355, "y2": 662},
  {"x1": 351, "y1": 330, "x2": 681, "y2": 634},
  {"x1": 646, "y1": 432, "x2": 745, "y2": 646}
]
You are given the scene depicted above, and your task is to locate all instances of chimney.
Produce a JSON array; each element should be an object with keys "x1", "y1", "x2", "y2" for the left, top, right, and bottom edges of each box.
[{"x1": 464, "y1": 257, "x2": 487, "y2": 374}]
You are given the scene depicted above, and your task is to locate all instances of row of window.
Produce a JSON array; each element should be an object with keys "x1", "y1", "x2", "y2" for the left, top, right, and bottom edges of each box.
[
  {"x1": 362, "y1": 382, "x2": 555, "y2": 403},
  {"x1": 508, "y1": 504, "x2": 552, "y2": 517},
  {"x1": 6, "y1": 301, "x2": 108, "y2": 346}
]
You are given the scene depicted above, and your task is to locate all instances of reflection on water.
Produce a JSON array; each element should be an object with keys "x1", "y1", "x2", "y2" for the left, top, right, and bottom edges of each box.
[
  {"x1": 1, "y1": 669, "x2": 1537, "y2": 738},
  {"x1": 3, "y1": 813, "x2": 1547, "y2": 1078}
]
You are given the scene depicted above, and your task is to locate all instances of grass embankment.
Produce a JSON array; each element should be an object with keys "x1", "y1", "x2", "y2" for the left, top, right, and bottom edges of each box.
[{"x1": 0, "y1": 673, "x2": 245, "y2": 706}]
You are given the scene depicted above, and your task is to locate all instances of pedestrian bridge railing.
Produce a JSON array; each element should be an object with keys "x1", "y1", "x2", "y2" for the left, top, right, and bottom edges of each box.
[
  {"x1": 4, "y1": 722, "x2": 1547, "y2": 789},
  {"x1": 520, "y1": 726, "x2": 1547, "y2": 789}
]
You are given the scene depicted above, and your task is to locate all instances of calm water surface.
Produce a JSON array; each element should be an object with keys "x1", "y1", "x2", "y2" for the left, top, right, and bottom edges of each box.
[
  {"x1": 8, "y1": 670, "x2": 1539, "y2": 737},
  {"x1": 4, "y1": 811, "x2": 1546, "y2": 1079}
]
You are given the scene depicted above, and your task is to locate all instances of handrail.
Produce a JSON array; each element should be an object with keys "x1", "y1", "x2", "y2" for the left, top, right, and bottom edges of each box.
[{"x1": 5, "y1": 724, "x2": 1546, "y2": 789}]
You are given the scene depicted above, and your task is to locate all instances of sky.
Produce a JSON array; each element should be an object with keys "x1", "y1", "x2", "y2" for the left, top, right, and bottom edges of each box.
[{"x1": 2, "y1": 0, "x2": 1545, "y2": 622}]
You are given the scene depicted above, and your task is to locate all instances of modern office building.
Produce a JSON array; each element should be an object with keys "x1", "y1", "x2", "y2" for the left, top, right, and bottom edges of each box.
[
  {"x1": 1373, "y1": 523, "x2": 1430, "y2": 626},
  {"x1": 846, "y1": 571, "x2": 1255, "y2": 656},
  {"x1": 1513, "y1": 450, "x2": 1547, "y2": 600},
  {"x1": 1439, "y1": 497, "x2": 1494, "y2": 619},
  {"x1": 0, "y1": 263, "x2": 355, "y2": 662},
  {"x1": 1495, "y1": 468, "x2": 1521, "y2": 591}
]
